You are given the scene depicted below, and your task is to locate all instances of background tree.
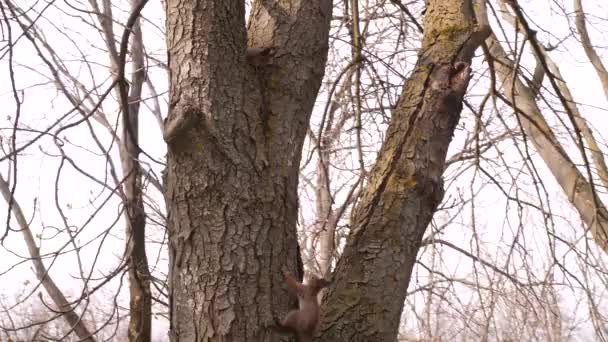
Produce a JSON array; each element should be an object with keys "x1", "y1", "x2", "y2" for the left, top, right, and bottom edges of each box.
[{"x1": 0, "y1": 0, "x2": 607, "y2": 341}]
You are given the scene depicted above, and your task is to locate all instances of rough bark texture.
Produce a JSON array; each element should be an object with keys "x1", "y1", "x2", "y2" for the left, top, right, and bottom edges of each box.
[
  {"x1": 164, "y1": 0, "x2": 332, "y2": 340},
  {"x1": 317, "y1": 0, "x2": 489, "y2": 340}
]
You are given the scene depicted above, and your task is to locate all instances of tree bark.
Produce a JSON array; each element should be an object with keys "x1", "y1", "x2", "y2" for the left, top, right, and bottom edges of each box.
[
  {"x1": 164, "y1": 0, "x2": 332, "y2": 340},
  {"x1": 317, "y1": 0, "x2": 489, "y2": 340}
]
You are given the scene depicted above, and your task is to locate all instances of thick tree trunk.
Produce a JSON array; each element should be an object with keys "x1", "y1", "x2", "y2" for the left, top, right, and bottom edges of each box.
[
  {"x1": 163, "y1": 0, "x2": 332, "y2": 340},
  {"x1": 317, "y1": 0, "x2": 489, "y2": 340}
]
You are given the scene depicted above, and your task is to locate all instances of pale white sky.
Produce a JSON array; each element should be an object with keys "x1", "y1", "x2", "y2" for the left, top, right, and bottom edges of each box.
[{"x1": 0, "y1": 0, "x2": 607, "y2": 340}]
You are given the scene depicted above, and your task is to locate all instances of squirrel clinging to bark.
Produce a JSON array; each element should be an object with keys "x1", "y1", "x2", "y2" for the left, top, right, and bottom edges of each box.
[
  {"x1": 273, "y1": 270, "x2": 331, "y2": 342},
  {"x1": 246, "y1": 46, "x2": 276, "y2": 66}
]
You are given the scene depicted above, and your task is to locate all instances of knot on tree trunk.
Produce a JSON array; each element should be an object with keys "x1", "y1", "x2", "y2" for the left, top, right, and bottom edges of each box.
[{"x1": 163, "y1": 105, "x2": 201, "y2": 145}]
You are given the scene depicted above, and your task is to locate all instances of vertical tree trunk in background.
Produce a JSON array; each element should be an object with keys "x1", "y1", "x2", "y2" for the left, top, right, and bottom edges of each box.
[
  {"x1": 122, "y1": 105, "x2": 152, "y2": 342},
  {"x1": 120, "y1": 2, "x2": 151, "y2": 339},
  {"x1": 317, "y1": 0, "x2": 489, "y2": 340},
  {"x1": 315, "y1": 68, "x2": 358, "y2": 279},
  {"x1": 315, "y1": 147, "x2": 336, "y2": 276},
  {"x1": 119, "y1": 0, "x2": 152, "y2": 342},
  {"x1": 163, "y1": 0, "x2": 332, "y2": 340}
]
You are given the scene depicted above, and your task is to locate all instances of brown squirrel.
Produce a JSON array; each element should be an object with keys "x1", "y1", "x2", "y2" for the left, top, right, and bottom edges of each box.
[
  {"x1": 245, "y1": 47, "x2": 276, "y2": 66},
  {"x1": 274, "y1": 270, "x2": 331, "y2": 342}
]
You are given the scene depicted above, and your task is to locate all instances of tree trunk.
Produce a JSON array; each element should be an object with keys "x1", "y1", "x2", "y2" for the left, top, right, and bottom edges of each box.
[
  {"x1": 121, "y1": 6, "x2": 152, "y2": 341},
  {"x1": 315, "y1": 146, "x2": 336, "y2": 277},
  {"x1": 164, "y1": 0, "x2": 332, "y2": 340},
  {"x1": 115, "y1": 1, "x2": 153, "y2": 341},
  {"x1": 317, "y1": 0, "x2": 489, "y2": 340}
]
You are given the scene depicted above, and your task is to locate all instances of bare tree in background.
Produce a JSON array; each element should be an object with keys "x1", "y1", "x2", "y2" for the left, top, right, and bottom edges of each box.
[
  {"x1": 0, "y1": 0, "x2": 608, "y2": 341},
  {"x1": 0, "y1": 0, "x2": 159, "y2": 340}
]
